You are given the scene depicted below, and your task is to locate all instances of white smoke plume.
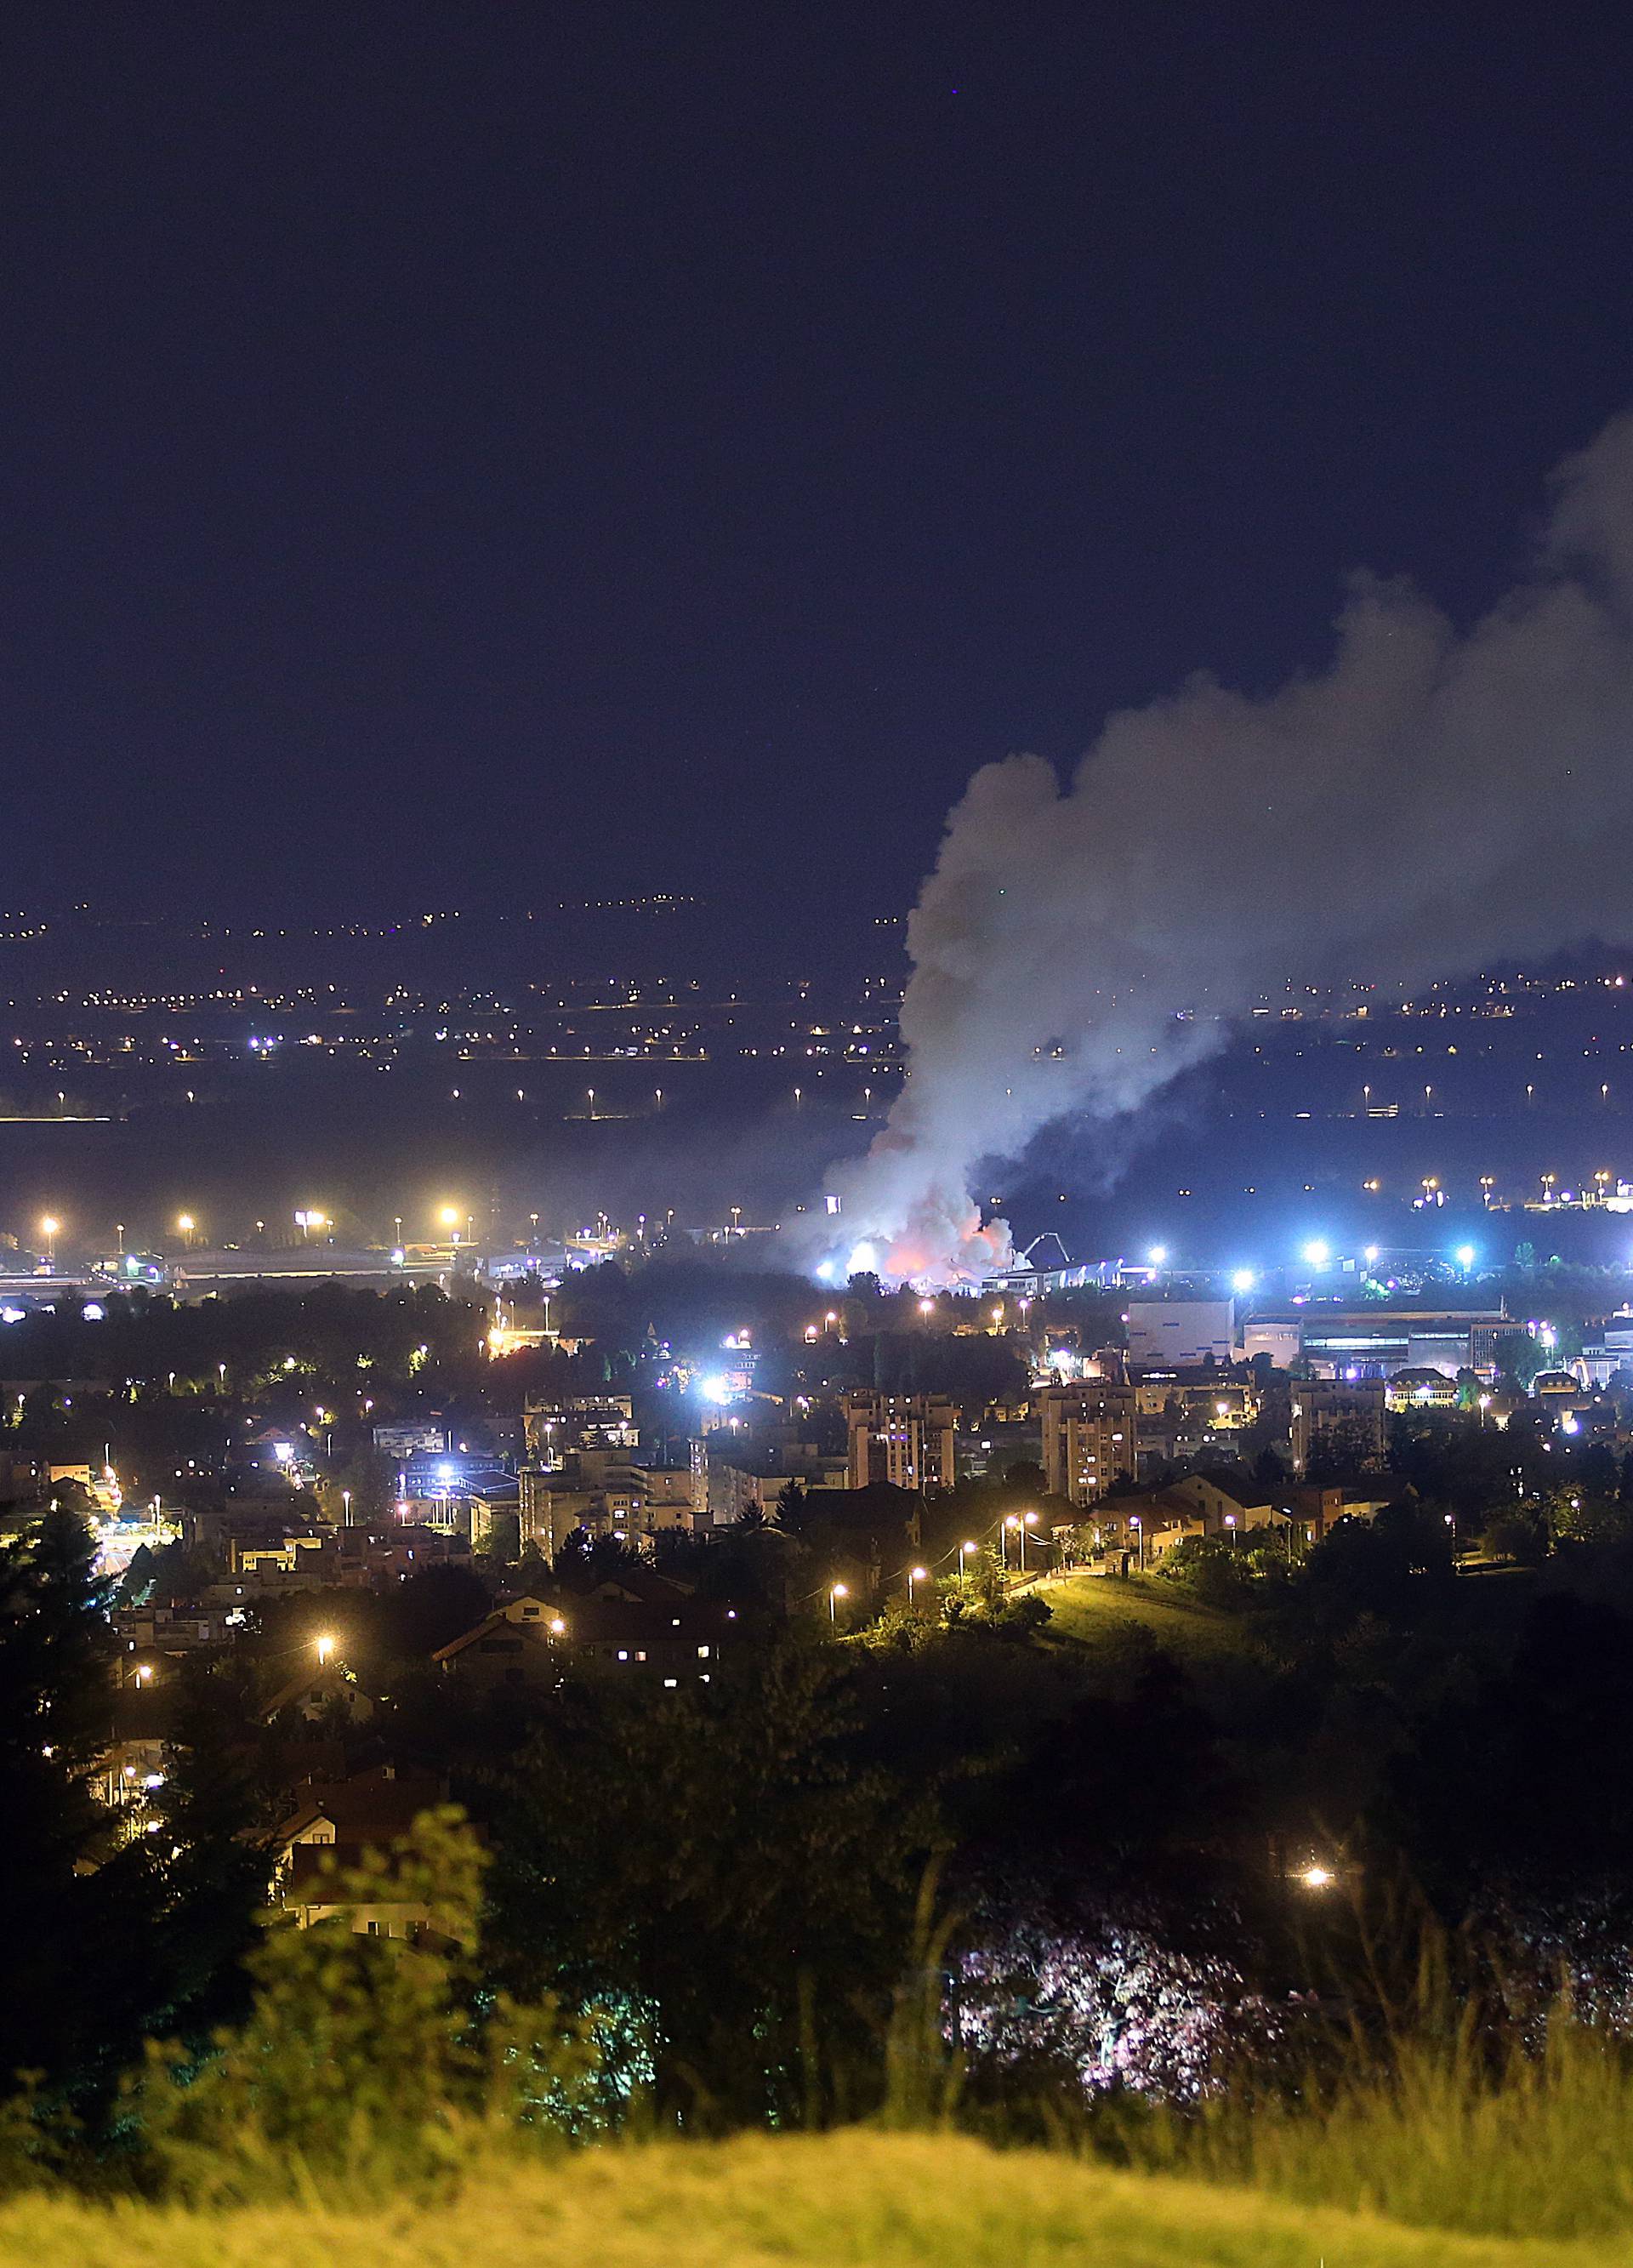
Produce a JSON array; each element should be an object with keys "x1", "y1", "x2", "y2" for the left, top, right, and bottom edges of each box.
[{"x1": 819, "y1": 413, "x2": 1633, "y2": 1285}]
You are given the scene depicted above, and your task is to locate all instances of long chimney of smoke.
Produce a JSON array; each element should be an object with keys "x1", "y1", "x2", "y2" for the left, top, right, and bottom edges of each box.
[{"x1": 816, "y1": 413, "x2": 1633, "y2": 1285}]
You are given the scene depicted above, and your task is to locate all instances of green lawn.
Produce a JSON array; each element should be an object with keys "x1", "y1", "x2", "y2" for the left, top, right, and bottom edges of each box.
[
  {"x1": 0, "y1": 2131, "x2": 1609, "y2": 2268},
  {"x1": 1044, "y1": 1570, "x2": 1254, "y2": 1659}
]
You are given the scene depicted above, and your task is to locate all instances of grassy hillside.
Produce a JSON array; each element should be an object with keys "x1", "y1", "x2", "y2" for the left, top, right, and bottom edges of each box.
[
  {"x1": 0, "y1": 2131, "x2": 1611, "y2": 2268},
  {"x1": 1045, "y1": 1569, "x2": 1253, "y2": 1658}
]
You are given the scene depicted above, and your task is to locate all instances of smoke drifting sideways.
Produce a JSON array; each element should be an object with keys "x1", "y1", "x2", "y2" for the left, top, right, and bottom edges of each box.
[{"x1": 807, "y1": 412, "x2": 1633, "y2": 1288}]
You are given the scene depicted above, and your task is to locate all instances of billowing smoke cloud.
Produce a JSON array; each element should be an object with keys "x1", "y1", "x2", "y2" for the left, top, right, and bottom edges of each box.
[{"x1": 818, "y1": 413, "x2": 1633, "y2": 1285}]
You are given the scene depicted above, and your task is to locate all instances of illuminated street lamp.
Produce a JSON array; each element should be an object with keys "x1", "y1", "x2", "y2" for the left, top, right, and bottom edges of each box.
[
  {"x1": 1299, "y1": 1864, "x2": 1335, "y2": 1891},
  {"x1": 39, "y1": 1216, "x2": 59, "y2": 1268},
  {"x1": 828, "y1": 1581, "x2": 848, "y2": 1626},
  {"x1": 908, "y1": 1564, "x2": 929, "y2": 1604},
  {"x1": 959, "y1": 1539, "x2": 976, "y2": 1576},
  {"x1": 315, "y1": 1634, "x2": 335, "y2": 1666},
  {"x1": 178, "y1": 1213, "x2": 196, "y2": 1249}
]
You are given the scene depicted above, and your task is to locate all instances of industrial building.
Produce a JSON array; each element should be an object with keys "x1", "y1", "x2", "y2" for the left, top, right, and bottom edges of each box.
[{"x1": 1124, "y1": 1300, "x2": 1236, "y2": 1369}]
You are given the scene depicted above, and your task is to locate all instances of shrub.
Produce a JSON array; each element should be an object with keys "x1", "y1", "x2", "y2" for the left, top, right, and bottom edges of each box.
[{"x1": 133, "y1": 1806, "x2": 606, "y2": 2200}]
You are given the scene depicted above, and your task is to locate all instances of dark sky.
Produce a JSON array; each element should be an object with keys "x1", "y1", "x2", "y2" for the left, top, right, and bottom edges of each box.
[{"x1": 4, "y1": 6, "x2": 1632, "y2": 945}]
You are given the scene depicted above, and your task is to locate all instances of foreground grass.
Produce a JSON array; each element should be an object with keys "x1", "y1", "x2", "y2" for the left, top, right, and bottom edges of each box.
[{"x1": 0, "y1": 2132, "x2": 1616, "y2": 2268}]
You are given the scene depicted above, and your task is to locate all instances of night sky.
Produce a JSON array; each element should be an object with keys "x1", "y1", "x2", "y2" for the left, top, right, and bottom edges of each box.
[{"x1": 5, "y1": 8, "x2": 1632, "y2": 948}]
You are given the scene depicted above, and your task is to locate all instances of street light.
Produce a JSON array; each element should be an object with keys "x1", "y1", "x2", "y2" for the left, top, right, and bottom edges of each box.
[
  {"x1": 315, "y1": 1634, "x2": 335, "y2": 1666},
  {"x1": 959, "y1": 1539, "x2": 976, "y2": 1576},
  {"x1": 40, "y1": 1216, "x2": 59, "y2": 1267},
  {"x1": 178, "y1": 1213, "x2": 196, "y2": 1248},
  {"x1": 908, "y1": 1564, "x2": 929, "y2": 1604},
  {"x1": 341, "y1": 1489, "x2": 352, "y2": 1527},
  {"x1": 828, "y1": 1581, "x2": 848, "y2": 1625}
]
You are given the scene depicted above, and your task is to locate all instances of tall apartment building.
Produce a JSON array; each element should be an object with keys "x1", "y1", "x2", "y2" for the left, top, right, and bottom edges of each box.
[
  {"x1": 843, "y1": 1393, "x2": 958, "y2": 1492},
  {"x1": 1038, "y1": 1382, "x2": 1138, "y2": 1506},
  {"x1": 1289, "y1": 1378, "x2": 1387, "y2": 1473}
]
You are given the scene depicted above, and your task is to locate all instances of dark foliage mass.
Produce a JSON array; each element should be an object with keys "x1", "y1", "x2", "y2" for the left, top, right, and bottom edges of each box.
[{"x1": 5, "y1": 1278, "x2": 1633, "y2": 2174}]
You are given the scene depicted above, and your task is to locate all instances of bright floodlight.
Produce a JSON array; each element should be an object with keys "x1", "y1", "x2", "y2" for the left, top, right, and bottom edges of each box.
[
  {"x1": 1299, "y1": 1864, "x2": 1335, "y2": 1890},
  {"x1": 439, "y1": 1205, "x2": 460, "y2": 1229},
  {"x1": 1455, "y1": 1244, "x2": 1477, "y2": 1269},
  {"x1": 1147, "y1": 1244, "x2": 1167, "y2": 1266},
  {"x1": 1231, "y1": 1268, "x2": 1255, "y2": 1293},
  {"x1": 1302, "y1": 1239, "x2": 1329, "y2": 1267},
  {"x1": 700, "y1": 1374, "x2": 731, "y2": 1405}
]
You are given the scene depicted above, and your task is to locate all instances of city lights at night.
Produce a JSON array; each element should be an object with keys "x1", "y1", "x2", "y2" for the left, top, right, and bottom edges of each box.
[{"x1": 3, "y1": 8, "x2": 1633, "y2": 2255}]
